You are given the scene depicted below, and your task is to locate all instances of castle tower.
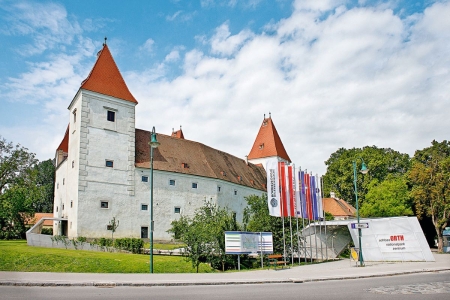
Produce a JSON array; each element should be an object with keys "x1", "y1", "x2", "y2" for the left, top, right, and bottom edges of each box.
[
  {"x1": 54, "y1": 42, "x2": 138, "y2": 238},
  {"x1": 247, "y1": 114, "x2": 291, "y2": 169}
]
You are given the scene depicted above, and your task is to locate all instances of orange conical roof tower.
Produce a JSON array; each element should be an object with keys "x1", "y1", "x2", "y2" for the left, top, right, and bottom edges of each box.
[
  {"x1": 80, "y1": 41, "x2": 137, "y2": 103},
  {"x1": 248, "y1": 114, "x2": 291, "y2": 164}
]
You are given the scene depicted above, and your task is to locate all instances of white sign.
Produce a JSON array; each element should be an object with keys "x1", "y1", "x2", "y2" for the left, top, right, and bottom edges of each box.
[
  {"x1": 347, "y1": 217, "x2": 434, "y2": 262},
  {"x1": 225, "y1": 231, "x2": 273, "y2": 254},
  {"x1": 351, "y1": 223, "x2": 369, "y2": 229}
]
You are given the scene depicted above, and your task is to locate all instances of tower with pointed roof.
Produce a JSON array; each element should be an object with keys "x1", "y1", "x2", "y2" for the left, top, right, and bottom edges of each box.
[
  {"x1": 54, "y1": 41, "x2": 138, "y2": 237},
  {"x1": 247, "y1": 114, "x2": 291, "y2": 168}
]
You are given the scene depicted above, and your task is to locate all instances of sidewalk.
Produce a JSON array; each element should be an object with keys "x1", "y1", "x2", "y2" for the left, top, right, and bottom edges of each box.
[{"x1": 1, "y1": 253, "x2": 449, "y2": 287}]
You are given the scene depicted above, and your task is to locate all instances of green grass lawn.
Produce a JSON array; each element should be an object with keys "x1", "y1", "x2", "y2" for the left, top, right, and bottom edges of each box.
[{"x1": 0, "y1": 240, "x2": 213, "y2": 273}]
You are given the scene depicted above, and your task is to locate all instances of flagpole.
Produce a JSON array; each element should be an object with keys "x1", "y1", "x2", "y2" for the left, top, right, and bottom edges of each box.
[
  {"x1": 320, "y1": 176, "x2": 327, "y2": 261},
  {"x1": 316, "y1": 174, "x2": 323, "y2": 262},
  {"x1": 279, "y1": 162, "x2": 287, "y2": 266}
]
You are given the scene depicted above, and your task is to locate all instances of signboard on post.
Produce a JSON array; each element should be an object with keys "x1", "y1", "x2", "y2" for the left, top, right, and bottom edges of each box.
[
  {"x1": 351, "y1": 223, "x2": 369, "y2": 229},
  {"x1": 225, "y1": 231, "x2": 273, "y2": 254}
]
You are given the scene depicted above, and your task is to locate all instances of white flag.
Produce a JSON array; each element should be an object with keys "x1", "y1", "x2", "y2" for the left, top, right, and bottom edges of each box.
[{"x1": 266, "y1": 158, "x2": 281, "y2": 217}]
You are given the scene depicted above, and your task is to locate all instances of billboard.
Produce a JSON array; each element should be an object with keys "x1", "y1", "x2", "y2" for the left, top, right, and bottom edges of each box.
[
  {"x1": 348, "y1": 216, "x2": 434, "y2": 262},
  {"x1": 225, "y1": 231, "x2": 273, "y2": 254}
]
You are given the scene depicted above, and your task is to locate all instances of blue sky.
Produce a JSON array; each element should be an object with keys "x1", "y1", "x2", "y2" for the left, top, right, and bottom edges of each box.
[{"x1": 1, "y1": 0, "x2": 449, "y2": 175}]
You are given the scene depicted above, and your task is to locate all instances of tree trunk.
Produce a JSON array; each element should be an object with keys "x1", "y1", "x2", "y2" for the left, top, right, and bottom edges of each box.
[{"x1": 437, "y1": 232, "x2": 443, "y2": 253}]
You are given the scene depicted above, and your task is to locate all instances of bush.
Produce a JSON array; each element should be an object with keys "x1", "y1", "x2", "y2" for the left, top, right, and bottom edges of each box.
[
  {"x1": 113, "y1": 238, "x2": 143, "y2": 254},
  {"x1": 41, "y1": 228, "x2": 53, "y2": 235}
]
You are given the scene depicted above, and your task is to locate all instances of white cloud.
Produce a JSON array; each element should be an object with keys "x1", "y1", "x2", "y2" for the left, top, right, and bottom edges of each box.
[
  {"x1": 210, "y1": 22, "x2": 254, "y2": 56},
  {"x1": 139, "y1": 38, "x2": 155, "y2": 53},
  {"x1": 128, "y1": 0, "x2": 450, "y2": 175}
]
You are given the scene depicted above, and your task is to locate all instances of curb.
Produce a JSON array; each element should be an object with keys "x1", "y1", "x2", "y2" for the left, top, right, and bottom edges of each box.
[{"x1": 1, "y1": 269, "x2": 449, "y2": 287}]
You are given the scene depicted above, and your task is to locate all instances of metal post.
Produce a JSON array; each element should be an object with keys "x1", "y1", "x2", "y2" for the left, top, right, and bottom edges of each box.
[
  {"x1": 150, "y1": 141, "x2": 154, "y2": 273},
  {"x1": 353, "y1": 161, "x2": 364, "y2": 267}
]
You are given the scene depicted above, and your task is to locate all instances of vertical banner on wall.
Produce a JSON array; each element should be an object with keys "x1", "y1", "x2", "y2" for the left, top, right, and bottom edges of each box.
[{"x1": 266, "y1": 159, "x2": 281, "y2": 217}]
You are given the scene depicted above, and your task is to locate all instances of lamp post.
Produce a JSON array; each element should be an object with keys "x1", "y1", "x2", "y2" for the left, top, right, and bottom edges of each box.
[
  {"x1": 352, "y1": 158, "x2": 368, "y2": 267},
  {"x1": 149, "y1": 126, "x2": 159, "y2": 273}
]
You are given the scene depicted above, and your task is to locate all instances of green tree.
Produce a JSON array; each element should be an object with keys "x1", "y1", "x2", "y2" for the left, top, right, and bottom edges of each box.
[
  {"x1": 32, "y1": 159, "x2": 55, "y2": 213},
  {"x1": 323, "y1": 146, "x2": 410, "y2": 207},
  {"x1": 243, "y1": 194, "x2": 299, "y2": 255},
  {"x1": 409, "y1": 140, "x2": 450, "y2": 253},
  {"x1": 169, "y1": 201, "x2": 240, "y2": 272},
  {"x1": 360, "y1": 174, "x2": 413, "y2": 217},
  {"x1": 0, "y1": 137, "x2": 38, "y2": 239}
]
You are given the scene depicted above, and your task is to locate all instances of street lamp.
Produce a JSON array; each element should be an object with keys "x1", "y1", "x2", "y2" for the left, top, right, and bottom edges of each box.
[
  {"x1": 353, "y1": 158, "x2": 368, "y2": 267},
  {"x1": 149, "y1": 126, "x2": 159, "y2": 273}
]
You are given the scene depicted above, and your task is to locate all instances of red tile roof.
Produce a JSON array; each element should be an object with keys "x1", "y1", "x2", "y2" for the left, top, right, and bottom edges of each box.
[
  {"x1": 135, "y1": 129, "x2": 267, "y2": 190},
  {"x1": 80, "y1": 44, "x2": 138, "y2": 104},
  {"x1": 248, "y1": 117, "x2": 291, "y2": 162},
  {"x1": 171, "y1": 128, "x2": 185, "y2": 139},
  {"x1": 24, "y1": 213, "x2": 54, "y2": 227},
  {"x1": 57, "y1": 125, "x2": 69, "y2": 153},
  {"x1": 323, "y1": 198, "x2": 356, "y2": 218}
]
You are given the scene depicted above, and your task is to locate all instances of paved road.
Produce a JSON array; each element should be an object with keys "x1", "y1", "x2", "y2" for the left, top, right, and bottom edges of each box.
[{"x1": 1, "y1": 272, "x2": 449, "y2": 300}]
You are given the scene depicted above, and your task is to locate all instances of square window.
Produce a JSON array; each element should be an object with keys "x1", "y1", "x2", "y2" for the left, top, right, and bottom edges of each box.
[
  {"x1": 174, "y1": 207, "x2": 181, "y2": 214},
  {"x1": 105, "y1": 160, "x2": 113, "y2": 168},
  {"x1": 141, "y1": 226, "x2": 149, "y2": 239},
  {"x1": 107, "y1": 110, "x2": 115, "y2": 122},
  {"x1": 192, "y1": 182, "x2": 198, "y2": 189},
  {"x1": 141, "y1": 204, "x2": 148, "y2": 211},
  {"x1": 107, "y1": 225, "x2": 113, "y2": 230},
  {"x1": 142, "y1": 176, "x2": 149, "y2": 182},
  {"x1": 101, "y1": 201, "x2": 109, "y2": 209},
  {"x1": 169, "y1": 179, "x2": 176, "y2": 186}
]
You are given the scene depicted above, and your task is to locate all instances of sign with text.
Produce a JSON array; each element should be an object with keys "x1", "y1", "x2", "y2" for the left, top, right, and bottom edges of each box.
[
  {"x1": 225, "y1": 231, "x2": 273, "y2": 254},
  {"x1": 347, "y1": 217, "x2": 434, "y2": 262},
  {"x1": 351, "y1": 223, "x2": 369, "y2": 229}
]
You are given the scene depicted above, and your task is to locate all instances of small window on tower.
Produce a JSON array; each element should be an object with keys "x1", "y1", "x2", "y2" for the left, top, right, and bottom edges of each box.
[
  {"x1": 73, "y1": 109, "x2": 77, "y2": 123},
  {"x1": 105, "y1": 160, "x2": 114, "y2": 168},
  {"x1": 192, "y1": 182, "x2": 198, "y2": 189},
  {"x1": 142, "y1": 176, "x2": 149, "y2": 182},
  {"x1": 107, "y1": 110, "x2": 115, "y2": 122},
  {"x1": 174, "y1": 207, "x2": 181, "y2": 214},
  {"x1": 100, "y1": 201, "x2": 109, "y2": 209}
]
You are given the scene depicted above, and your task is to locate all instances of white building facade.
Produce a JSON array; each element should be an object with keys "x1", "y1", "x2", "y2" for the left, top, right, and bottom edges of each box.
[{"x1": 53, "y1": 44, "x2": 281, "y2": 241}]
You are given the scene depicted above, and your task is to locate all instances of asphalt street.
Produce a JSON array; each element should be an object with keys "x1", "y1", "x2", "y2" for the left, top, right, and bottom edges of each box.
[{"x1": 1, "y1": 272, "x2": 449, "y2": 300}]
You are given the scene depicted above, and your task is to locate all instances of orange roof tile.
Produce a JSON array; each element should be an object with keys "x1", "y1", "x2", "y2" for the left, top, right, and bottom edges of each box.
[
  {"x1": 323, "y1": 198, "x2": 356, "y2": 218},
  {"x1": 248, "y1": 117, "x2": 291, "y2": 162},
  {"x1": 57, "y1": 125, "x2": 69, "y2": 153},
  {"x1": 171, "y1": 128, "x2": 185, "y2": 139},
  {"x1": 24, "y1": 213, "x2": 54, "y2": 227},
  {"x1": 80, "y1": 44, "x2": 137, "y2": 103},
  {"x1": 135, "y1": 129, "x2": 267, "y2": 190}
]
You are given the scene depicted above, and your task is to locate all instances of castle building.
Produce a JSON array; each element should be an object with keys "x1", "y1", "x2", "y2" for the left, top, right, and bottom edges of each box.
[{"x1": 53, "y1": 43, "x2": 291, "y2": 241}]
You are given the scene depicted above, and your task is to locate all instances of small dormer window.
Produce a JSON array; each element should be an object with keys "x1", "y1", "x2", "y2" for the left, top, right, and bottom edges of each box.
[
  {"x1": 107, "y1": 110, "x2": 115, "y2": 122},
  {"x1": 259, "y1": 143, "x2": 264, "y2": 149}
]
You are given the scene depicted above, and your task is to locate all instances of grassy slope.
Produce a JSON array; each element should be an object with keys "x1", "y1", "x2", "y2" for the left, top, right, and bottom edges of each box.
[{"x1": 0, "y1": 240, "x2": 213, "y2": 273}]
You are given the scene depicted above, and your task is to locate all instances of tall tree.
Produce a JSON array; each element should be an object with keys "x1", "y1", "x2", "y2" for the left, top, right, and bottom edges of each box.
[
  {"x1": 409, "y1": 140, "x2": 450, "y2": 253},
  {"x1": 0, "y1": 137, "x2": 38, "y2": 239},
  {"x1": 360, "y1": 174, "x2": 413, "y2": 217},
  {"x1": 323, "y1": 146, "x2": 410, "y2": 207},
  {"x1": 31, "y1": 159, "x2": 55, "y2": 212}
]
